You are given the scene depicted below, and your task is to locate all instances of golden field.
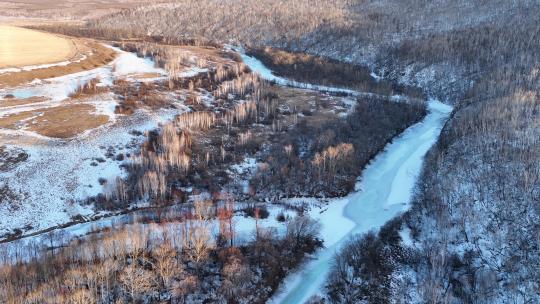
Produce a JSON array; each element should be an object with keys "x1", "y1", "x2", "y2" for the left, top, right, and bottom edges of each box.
[
  {"x1": 0, "y1": 25, "x2": 77, "y2": 68},
  {"x1": 0, "y1": 27, "x2": 116, "y2": 88}
]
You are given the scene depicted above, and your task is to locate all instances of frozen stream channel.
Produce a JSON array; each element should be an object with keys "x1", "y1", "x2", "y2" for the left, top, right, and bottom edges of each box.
[
  {"x1": 270, "y1": 99, "x2": 452, "y2": 303},
  {"x1": 237, "y1": 52, "x2": 453, "y2": 303}
]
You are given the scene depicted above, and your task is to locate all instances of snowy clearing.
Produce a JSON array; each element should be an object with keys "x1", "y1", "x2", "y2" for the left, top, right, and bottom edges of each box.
[
  {"x1": 0, "y1": 107, "x2": 186, "y2": 237},
  {"x1": 0, "y1": 45, "x2": 166, "y2": 121},
  {"x1": 0, "y1": 45, "x2": 184, "y2": 238}
]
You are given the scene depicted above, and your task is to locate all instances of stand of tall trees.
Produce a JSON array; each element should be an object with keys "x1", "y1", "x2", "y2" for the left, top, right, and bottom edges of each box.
[
  {"x1": 0, "y1": 208, "x2": 322, "y2": 304},
  {"x1": 251, "y1": 96, "x2": 426, "y2": 198}
]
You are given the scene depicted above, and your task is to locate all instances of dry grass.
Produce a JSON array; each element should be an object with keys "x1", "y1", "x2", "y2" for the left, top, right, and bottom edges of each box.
[
  {"x1": 0, "y1": 104, "x2": 109, "y2": 138},
  {"x1": 0, "y1": 39, "x2": 116, "y2": 87},
  {"x1": 270, "y1": 85, "x2": 351, "y2": 126},
  {"x1": 0, "y1": 25, "x2": 76, "y2": 68},
  {"x1": 0, "y1": 111, "x2": 35, "y2": 129},
  {"x1": 0, "y1": 96, "x2": 47, "y2": 107}
]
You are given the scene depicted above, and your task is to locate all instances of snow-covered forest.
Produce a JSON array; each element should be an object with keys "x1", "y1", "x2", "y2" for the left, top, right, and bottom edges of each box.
[{"x1": 1, "y1": 0, "x2": 539, "y2": 303}]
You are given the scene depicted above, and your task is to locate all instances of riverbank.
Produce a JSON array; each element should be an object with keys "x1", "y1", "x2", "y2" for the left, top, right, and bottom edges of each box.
[{"x1": 270, "y1": 99, "x2": 452, "y2": 303}]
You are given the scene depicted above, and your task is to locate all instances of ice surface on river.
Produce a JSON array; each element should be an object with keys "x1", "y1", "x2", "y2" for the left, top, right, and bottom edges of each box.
[{"x1": 270, "y1": 100, "x2": 452, "y2": 303}]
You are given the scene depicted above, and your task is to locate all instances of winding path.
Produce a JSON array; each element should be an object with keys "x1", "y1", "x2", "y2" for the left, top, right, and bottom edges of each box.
[{"x1": 238, "y1": 52, "x2": 453, "y2": 303}]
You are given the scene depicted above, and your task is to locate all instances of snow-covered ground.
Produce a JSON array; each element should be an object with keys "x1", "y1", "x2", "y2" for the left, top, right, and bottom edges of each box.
[
  {"x1": 0, "y1": 45, "x2": 237, "y2": 239},
  {"x1": 0, "y1": 46, "x2": 182, "y2": 238},
  {"x1": 0, "y1": 198, "x2": 299, "y2": 263},
  {"x1": 0, "y1": 107, "x2": 187, "y2": 236},
  {"x1": 106, "y1": 45, "x2": 166, "y2": 78},
  {"x1": 0, "y1": 46, "x2": 166, "y2": 117},
  {"x1": 269, "y1": 100, "x2": 452, "y2": 303}
]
